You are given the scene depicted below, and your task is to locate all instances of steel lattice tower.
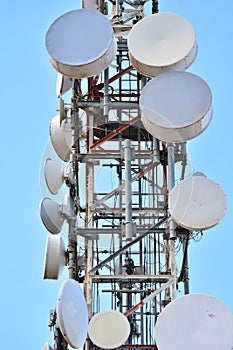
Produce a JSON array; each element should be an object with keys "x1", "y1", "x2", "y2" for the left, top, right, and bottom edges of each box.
[{"x1": 41, "y1": 1, "x2": 228, "y2": 349}]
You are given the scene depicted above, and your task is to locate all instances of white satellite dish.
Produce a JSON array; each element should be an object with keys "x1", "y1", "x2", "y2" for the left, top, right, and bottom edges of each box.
[
  {"x1": 140, "y1": 71, "x2": 213, "y2": 143},
  {"x1": 56, "y1": 279, "x2": 88, "y2": 349},
  {"x1": 40, "y1": 197, "x2": 65, "y2": 234},
  {"x1": 44, "y1": 158, "x2": 64, "y2": 195},
  {"x1": 56, "y1": 73, "x2": 72, "y2": 98},
  {"x1": 50, "y1": 115, "x2": 72, "y2": 162},
  {"x1": 43, "y1": 342, "x2": 53, "y2": 350},
  {"x1": 44, "y1": 158, "x2": 73, "y2": 195},
  {"x1": 155, "y1": 293, "x2": 233, "y2": 350},
  {"x1": 45, "y1": 9, "x2": 116, "y2": 78},
  {"x1": 192, "y1": 171, "x2": 206, "y2": 177},
  {"x1": 43, "y1": 235, "x2": 66, "y2": 280},
  {"x1": 88, "y1": 310, "x2": 130, "y2": 349},
  {"x1": 168, "y1": 174, "x2": 227, "y2": 230},
  {"x1": 128, "y1": 12, "x2": 197, "y2": 77}
]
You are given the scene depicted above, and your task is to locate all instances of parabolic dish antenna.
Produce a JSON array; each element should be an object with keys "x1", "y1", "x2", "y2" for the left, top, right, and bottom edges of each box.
[
  {"x1": 50, "y1": 115, "x2": 72, "y2": 162},
  {"x1": 56, "y1": 279, "x2": 88, "y2": 349},
  {"x1": 168, "y1": 174, "x2": 227, "y2": 230},
  {"x1": 88, "y1": 310, "x2": 130, "y2": 349},
  {"x1": 128, "y1": 12, "x2": 197, "y2": 77},
  {"x1": 44, "y1": 158, "x2": 64, "y2": 195},
  {"x1": 56, "y1": 73, "x2": 72, "y2": 98},
  {"x1": 140, "y1": 71, "x2": 213, "y2": 143},
  {"x1": 45, "y1": 9, "x2": 116, "y2": 78},
  {"x1": 43, "y1": 235, "x2": 66, "y2": 280},
  {"x1": 155, "y1": 293, "x2": 233, "y2": 350},
  {"x1": 40, "y1": 197, "x2": 65, "y2": 234}
]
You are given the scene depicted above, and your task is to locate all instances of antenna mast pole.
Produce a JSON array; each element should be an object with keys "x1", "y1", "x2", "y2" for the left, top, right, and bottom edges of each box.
[
  {"x1": 67, "y1": 81, "x2": 79, "y2": 280},
  {"x1": 167, "y1": 143, "x2": 177, "y2": 299}
]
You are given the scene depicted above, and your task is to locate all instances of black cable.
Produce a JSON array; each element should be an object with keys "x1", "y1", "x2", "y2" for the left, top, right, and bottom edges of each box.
[
  {"x1": 152, "y1": 0, "x2": 159, "y2": 14},
  {"x1": 178, "y1": 234, "x2": 190, "y2": 283}
]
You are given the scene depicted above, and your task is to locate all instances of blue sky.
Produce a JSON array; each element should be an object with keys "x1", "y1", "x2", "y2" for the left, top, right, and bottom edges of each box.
[{"x1": 0, "y1": 0, "x2": 233, "y2": 349}]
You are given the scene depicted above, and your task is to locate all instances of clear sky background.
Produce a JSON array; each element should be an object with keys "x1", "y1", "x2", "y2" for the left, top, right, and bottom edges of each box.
[{"x1": 0, "y1": 0, "x2": 232, "y2": 349}]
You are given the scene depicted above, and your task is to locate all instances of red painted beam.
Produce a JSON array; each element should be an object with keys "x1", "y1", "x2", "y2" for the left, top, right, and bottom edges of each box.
[
  {"x1": 92, "y1": 65, "x2": 134, "y2": 92},
  {"x1": 90, "y1": 114, "x2": 141, "y2": 150}
]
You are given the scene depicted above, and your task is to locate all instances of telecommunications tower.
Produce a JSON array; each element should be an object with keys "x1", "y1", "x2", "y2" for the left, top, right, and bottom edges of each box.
[{"x1": 40, "y1": 1, "x2": 233, "y2": 349}]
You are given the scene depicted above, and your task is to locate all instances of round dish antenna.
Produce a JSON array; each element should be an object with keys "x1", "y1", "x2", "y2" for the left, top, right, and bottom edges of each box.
[
  {"x1": 44, "y1": 158, "x2": 64, "y2": 195},
  {"x1": 140, "y1": 71, "x2": 213, "y2": 143},
  {"x1": 40, "y1": 198, "x2": 65, "y2": 234},
  {"x1": 169, "y1": 174, "x2": 227, "y2": 230},
  {"x1": 40, "y1": 197, "x2": 74, "y2": 234},
  {"x1": 88, "y1": 310, "x2": 130, "y2": 349},
  {"x1": 44, "y1": 158, "x2": 73, "y2": 195},
  {"x1": 43, "y1": 235, "x2": 66, "y2": 280},
  {"x1": 128, "y1": 12, "x2": 197, "y2": 77},
  {"x1": 56, "y1": 279, "x2": 88, "y2": 349},
  {"x1": 45, "y1": 9, "x2": 116, "y2": 78},
  {"x1": 155, "y1": 293, "x2": 233, "y2": 350},
  {"x1": 192, "y1": 171, "x2": 206, "y2": 177},
  {"x1": 50, "y1": 115, "x2": 72, "y2": 162},
  {"x1": 56, "y1": 73, "x2": 72, "y2": 98}
]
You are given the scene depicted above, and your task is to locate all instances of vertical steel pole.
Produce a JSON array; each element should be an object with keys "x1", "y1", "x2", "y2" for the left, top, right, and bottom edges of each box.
[
  {"x1": 67, "y1": 80, "x2": 79, "y2": 280},
  {"x1": 167, "y1": 143, "x2": 177, "y2": 300},
  {"x1": 183, "y1": 234, "x2": 190, "y2": 294},
  {"x1": 103, "y1": 67, "x2": 109, "y2": 118},
  {"x1": 180, "y1": 142, "x2": 187, "y2": 181},
  {"x1": 180, "y1": 142, "x2": 190, "y2": 294},
  {"x1": 167, "y1": 144, "x2": 175, "y2": 198},
  {"x1": 84, "y1": 108, "x2": 95, "y2": 350},
  {"x1": 115, "y1": 0, "x2": 120, "y2": 16},
  {"x1": 123, "y1": 139, "x2": 136, "y2": 240}
]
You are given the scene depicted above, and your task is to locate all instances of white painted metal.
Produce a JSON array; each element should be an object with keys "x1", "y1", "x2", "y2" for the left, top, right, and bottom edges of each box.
[
  {"x1": 40, "y1": 198, "x2": 65, "y2": 234},
  {"x1": 66, "y1": 91, "x2": 79, "y2": 281},
  {"x1": 50, "y1": 115, "x2": 72, "y2": 162},
  {"x1": 169, "y1": 174, "x2": 227, "y2": 230},
  {"x1": 128, "y1": 12, "x2": 197, "y2": 77},
  {"x1": 88, "y1": 310, "x2": 130, "y2": 349},
  {"x1": 155, "y1": 293, "x2": 233, "y2": 350},
  {"x1": 45, "y1": 9, "x2": 116, "y2": 78},
  {"x1": 123, "y1": 139, "x2": 136, "y2": 240},
  {"x1": 125, "y1": 279, "x2": 173, "y2": 316},
  {"x1": 140, "y1": 71, "x2": 213, "y2": 143},
  {"x1": 167, "y1": 143, "x2": 178, "y2": 298},
  {"x1": 43, "y1": 235, "x2": 66, "y2": 280},
  {"x1": 57, "y1": 279, "x2": 88, "y2": 349},
  {"x1": 44, "y1": 158, "x2": 64, "y2": 195},
  {"x1": 82, "y1": 0, "x2": 99, "y2": 11},
  {"x1": 56, "y1": 73, "x2": 72, "y2": 98}
]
